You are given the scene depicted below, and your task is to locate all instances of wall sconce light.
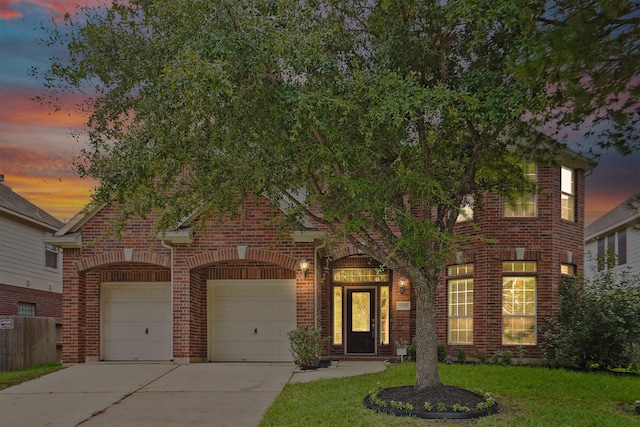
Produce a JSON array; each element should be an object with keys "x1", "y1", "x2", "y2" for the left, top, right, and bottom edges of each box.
[
  {"x1": 300, "y1": 259, "x2": 309, "y2": 278},
  {"x1": 399, "y1": 278, "x2": 406, "y2": 294}
]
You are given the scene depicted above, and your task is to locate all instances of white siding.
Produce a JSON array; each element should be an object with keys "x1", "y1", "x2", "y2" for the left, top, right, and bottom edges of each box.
[
  {"x1": 584, "y1": 225, "x2": 640, "y2": 279},
  {"x1": 0, "y1": 214, "x2": 62, "y2": 293},
  {"x1": 626, "y1": 226, "x2": 640, "y2": 276}
]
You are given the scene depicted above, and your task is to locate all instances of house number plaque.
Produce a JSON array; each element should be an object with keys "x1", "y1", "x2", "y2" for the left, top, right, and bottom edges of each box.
[{"x1": 396, "y1": 301, "x2": 411, "y2": 311}]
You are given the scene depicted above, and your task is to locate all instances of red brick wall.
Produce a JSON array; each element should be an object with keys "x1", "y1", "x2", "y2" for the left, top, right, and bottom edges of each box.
[
  {"x1": 0, "y1": 283, "x2": 61, "y2": 318},
  {"x1": 61, "y1": 165, "x2": 588, "y2": 363},
  {"x1": 61, "y1": 198, "x2": 315, "y2": 363},
  {"x1": 434, "y1": 164, "x2": 587, "y2": 360}
]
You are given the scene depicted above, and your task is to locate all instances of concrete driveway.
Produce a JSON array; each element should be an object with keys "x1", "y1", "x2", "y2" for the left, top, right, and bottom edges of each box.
[{"x1": 0, "y1": 363, "x2": 294, "y2": 427}]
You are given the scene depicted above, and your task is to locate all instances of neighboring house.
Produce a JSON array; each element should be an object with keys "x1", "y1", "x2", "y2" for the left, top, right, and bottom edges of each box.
[
  {"x1": 47, "y1": 149, "x2": 595, "y2": 364},
  {"x1": 584, "y1": 193, "x2": 640, "y2": 277},
  {"x1": 0, "y1": 176, "x2": 64, "y2": 318}
]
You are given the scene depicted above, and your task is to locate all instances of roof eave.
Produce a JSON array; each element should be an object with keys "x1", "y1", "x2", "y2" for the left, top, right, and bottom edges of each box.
[
  {"x1": 0, "y1": 206, "x2": 61, "y2": 232},
  {"x1": 43, "y1": 232, "x2": 83, "y2": 248}
]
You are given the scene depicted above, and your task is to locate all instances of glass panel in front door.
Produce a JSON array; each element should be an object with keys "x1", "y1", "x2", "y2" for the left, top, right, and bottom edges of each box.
[{"x1": 351, "y1": 292, "x2": 370, "y2": 332}]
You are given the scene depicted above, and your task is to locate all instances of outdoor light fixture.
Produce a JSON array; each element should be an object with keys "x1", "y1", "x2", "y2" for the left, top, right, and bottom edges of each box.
[
  {"x1": 300, "y1": 259, "x2": 309, "y2": 278},
  {"x1": 399, "y1": 278, "x2": 406, "y2": 294}
]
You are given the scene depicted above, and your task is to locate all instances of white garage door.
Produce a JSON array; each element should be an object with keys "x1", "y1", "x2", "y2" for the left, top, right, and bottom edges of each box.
[
  {"x1": 208, "y1": 279, "x2": 296, "y2": 362},
  {"x1": 101, "y1": 282, "x2": 172, "y2": 361}
]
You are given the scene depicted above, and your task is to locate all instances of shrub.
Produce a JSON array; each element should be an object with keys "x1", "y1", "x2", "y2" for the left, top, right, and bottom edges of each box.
[
  {"x1": 457, "y1": 348, "x2": 467, "y2": 362},
  {"x1": 288, "y1": 325, "x2": 330, "y2": 368},
  {"x1": 543, "y1": 258, "x2": 640, "y2": 370}
]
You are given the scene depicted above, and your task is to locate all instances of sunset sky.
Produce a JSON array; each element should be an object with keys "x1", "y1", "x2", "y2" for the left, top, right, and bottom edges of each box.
[{"x1": 1, "y1": 0, "x2": 638, "y2": 225}]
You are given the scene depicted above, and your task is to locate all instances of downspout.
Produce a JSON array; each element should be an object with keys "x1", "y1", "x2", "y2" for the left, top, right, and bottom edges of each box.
[
  {"x1": 314, "y1": 238, "x2": 327, "y2": 328},
  {"x1": 161, "y1": 240, "x2": 174, "y2": 362}
]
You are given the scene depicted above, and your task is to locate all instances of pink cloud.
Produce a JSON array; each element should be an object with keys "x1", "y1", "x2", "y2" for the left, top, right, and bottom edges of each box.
[
  {"x1": 0, "y1": 88, "x2": 88, "y2": 128},
  {"x1": 1, "y1": 0, "x2": 103, "y2": 22},
  {"x1": 0, "y1": 0, "x2": 21, "y2": 19}
]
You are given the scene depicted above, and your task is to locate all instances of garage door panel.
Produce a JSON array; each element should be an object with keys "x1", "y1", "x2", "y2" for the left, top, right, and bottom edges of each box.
[
  {"x1": 102, "y1": 282, "x2": 171, "y2": 361},
  {"x1": 209, "y1": 279, "x2": 296, "y2": 362}
]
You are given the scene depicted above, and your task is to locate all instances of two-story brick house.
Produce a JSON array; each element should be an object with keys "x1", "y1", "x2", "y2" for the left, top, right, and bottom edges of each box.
[{"x1": 47, "y1": 149, "x2": 595, "y2": 364}]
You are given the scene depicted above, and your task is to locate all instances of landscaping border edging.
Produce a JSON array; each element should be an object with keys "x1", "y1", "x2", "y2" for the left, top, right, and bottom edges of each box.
[{"x1": 363, "y1": 394, "x2": 498, "y2": 419}]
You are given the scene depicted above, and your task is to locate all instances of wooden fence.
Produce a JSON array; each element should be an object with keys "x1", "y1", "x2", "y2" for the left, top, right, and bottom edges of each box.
[{"x1": 0, "y1": 317, "x2": 61, "y2": 373}]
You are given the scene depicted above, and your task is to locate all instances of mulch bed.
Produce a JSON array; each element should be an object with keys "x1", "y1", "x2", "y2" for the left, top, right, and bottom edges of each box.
[{"x1": 365, "y1": 385, "x2": 498, "y2": 419}]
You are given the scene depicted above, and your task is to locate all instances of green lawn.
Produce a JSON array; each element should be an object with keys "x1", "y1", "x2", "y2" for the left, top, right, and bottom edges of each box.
[
  {"x1": 0, "y1": 363, "x2": 63, "y2": 390},
  {"x1": 260, "y1": 363, "x2": 640, "y2": 426}
]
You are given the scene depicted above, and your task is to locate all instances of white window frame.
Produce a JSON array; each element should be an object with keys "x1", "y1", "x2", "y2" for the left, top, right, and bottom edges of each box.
[
  {"x1": 561, "y1": 166, "x2": 575, "y2": 221},
  {"x1": 504, "y1": 162, "x2": 537, "y2": 217},
  {"x1": 448, "y1": 278, "x2": 474, "y2": 344},
  {"x1": 502, "y1": 275, "x2": 536, "y2": 345}
]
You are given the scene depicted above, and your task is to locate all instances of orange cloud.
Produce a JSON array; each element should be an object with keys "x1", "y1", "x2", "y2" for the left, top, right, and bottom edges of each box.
[
  {"x1": 0, "y1": 0, "x2": 21, "y2": 20},
  {"x1": 0, "y1": 0, "x2": 92, "y2": 22},
  {"x1": 0, "y1": 88, "x2": 88, "y2": 128},
  {"x1": 3, "y1": 173, "x2": 94, "y2": 222}
]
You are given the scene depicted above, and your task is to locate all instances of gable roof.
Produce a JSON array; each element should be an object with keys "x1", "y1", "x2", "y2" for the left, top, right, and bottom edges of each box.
[
  {"x1": 585, "y1": 193, "x2": 640, "y2": 243},
  {"x1": 0, "y1": 183, "x2": 63, "y2": 231}
]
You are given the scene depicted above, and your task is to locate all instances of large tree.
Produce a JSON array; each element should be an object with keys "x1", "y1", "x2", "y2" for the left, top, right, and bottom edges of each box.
[{"x1": 38, "y1": 0, "x2": 639, "y2": 389}]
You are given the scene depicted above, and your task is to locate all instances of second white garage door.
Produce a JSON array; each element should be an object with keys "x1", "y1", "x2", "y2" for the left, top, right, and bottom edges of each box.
[
  {"x1": 101, "y1": 282, "x2": 172, "y2": 361},
  {"x1": 208, "y1": 279, "x2": 296, "y2": 362}
]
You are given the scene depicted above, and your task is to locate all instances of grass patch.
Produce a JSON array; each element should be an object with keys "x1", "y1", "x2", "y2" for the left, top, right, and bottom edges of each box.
[
  {"x1": 259, "y1": 363, "x2": 640, "y2": 426},
  {"x1": 0, "y1": 363, "x2": 64, "y2": 390}
]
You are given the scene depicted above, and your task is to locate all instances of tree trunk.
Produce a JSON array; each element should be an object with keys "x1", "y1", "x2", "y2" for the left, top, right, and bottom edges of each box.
[{"x1": 414, "y1": 277, "x2": 442, "y2": 390}]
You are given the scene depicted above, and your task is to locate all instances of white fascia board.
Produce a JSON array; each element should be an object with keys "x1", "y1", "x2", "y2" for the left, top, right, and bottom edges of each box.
[
  {"x1": 43, "y1": 232, "x2": 82, "y2": 248},
  {"x1": 159, "y1": 229, "x2": 193, "y2": 244},
  {"x1": 291, "y1": 230, "x2": 327, "y2": 243}
]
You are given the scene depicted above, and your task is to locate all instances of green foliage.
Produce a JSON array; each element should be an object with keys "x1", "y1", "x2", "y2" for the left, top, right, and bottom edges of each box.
[
  {"x1": 491, "y1": 350, "x2": 513, "y2": 366},
  {"x1": 457, "y1": 348, "x2": 467, "y2": 363},
  {"x1": 452, "y1": 403, "x2": 471, "y2": 413},
  {"x1": 287, "y1": 325, "x2": 330, "y2": 368},
  {"x1": 390, "y1": 401, "x2": 414, "y2": 411},
  {"x1": 543, "y1": 262, "x2": 640, "y2": 370},
  {"x1": 437, "y1": 344, "x2": 447, "y2": 363},
  {"x1": 37, "y1": 0, "x2": 639, "y2": 390}
]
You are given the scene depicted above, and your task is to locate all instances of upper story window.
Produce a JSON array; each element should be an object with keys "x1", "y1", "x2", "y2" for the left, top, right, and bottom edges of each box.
[
  {"x1": 561, "y1": 166, "x2": 575, "y2": 222},
  {"x1": 456, "y1": 195, "x2": 474, "y2": 222},
  {"x1": 44, "y1": 234, "x2": 59, "y2": 270},
  {"x1": 504, "y1": 162, "x2": 537, "y2": 217}
]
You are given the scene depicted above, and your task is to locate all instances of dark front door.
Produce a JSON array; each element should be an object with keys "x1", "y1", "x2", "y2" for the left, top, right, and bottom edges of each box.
[{"x1": 346, "y1": 289, "x2": 375, "y2": 353}]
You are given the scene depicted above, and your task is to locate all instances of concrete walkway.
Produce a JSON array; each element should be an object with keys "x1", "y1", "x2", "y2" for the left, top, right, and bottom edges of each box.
[{"x1": 0, "y1": 361, "x2": 387, "y2": 427}]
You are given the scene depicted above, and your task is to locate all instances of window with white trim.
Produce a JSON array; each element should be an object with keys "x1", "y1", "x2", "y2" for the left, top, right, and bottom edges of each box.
[
  {"x1": 504, "y1": 162, "x2": 537, "y2": 217},
  {"x1": 333, "y1": 287, "x2": 343, "y2": 345},
  {"x1": 448, "y1": 278, "x2": 473, "y2": 344},
  {"x1": 502, "y1": 261, "x2": 536, "y2": 345},
  {"x1": 44, "y1": 233, "x2": 59, "y2": 269},
  {"x1": 561, "y1": 166, "x2": 575, "y2": 221},
  {"x1": 447, "y1": 264, "x2": 474, "y2": 344},
  {"x1": 456, "y1": 195, "x2": 474, "y2": 222},
  {"x1": 380, "y1": 286, "x2": 389, "y2": 345}
]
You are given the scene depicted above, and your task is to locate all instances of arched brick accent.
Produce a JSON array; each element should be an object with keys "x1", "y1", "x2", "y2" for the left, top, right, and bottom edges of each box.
[
  {"x1": 74, "y1": 250, "x2": 171, "y2": 272},
  {"x1": 330, "y1": 244, "x2": 363, "y2": 261},
  {"x1": 185, "y1": 247, "x2": 298, "y2": 270}
]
